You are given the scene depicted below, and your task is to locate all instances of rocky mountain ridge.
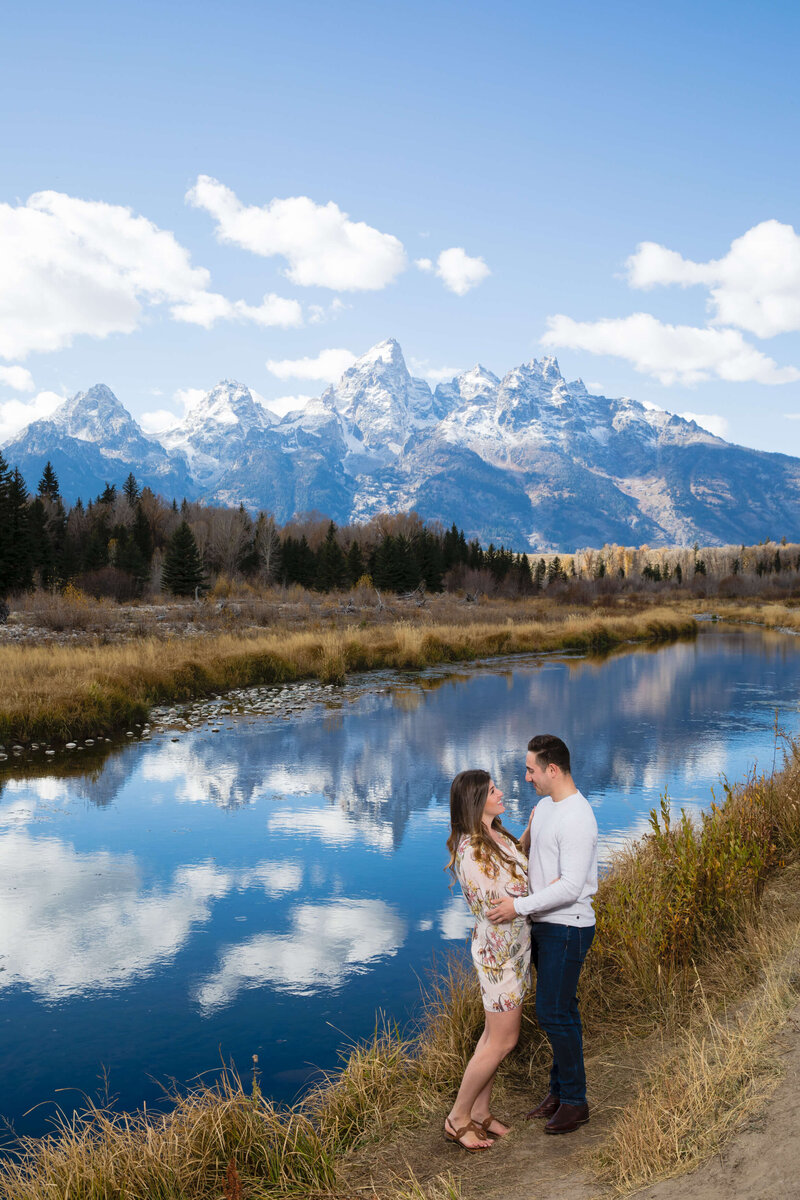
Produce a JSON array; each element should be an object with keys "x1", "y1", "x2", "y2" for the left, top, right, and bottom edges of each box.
[{"x1": 4, "y1": 339, "x2": 799, "y2": 551}]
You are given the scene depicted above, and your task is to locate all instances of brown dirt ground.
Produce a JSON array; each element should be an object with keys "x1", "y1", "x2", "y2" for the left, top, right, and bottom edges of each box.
[
  {"x1": 341, "y1": 952, "x2": 800, "y2": 1200},
  {"x1": 342, "y1": 1005, "x2": 800, "y2": 1200}
]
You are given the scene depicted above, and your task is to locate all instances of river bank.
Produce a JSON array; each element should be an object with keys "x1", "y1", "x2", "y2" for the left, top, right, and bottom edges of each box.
[
  {"x1": 3, "y1": 724, "x2": 800, "y2": 1199},
  {"x1": 0, "y1": 603, "x2": 696, "y2": 746}
]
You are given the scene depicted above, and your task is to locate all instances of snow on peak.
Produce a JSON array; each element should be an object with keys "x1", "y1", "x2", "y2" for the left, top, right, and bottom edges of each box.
[
  {"x1": 184, "y1": 380, "x2": 273, "y2": 431},
  {"x1": 354, "y1": 337, "x2": 405, "y2": 369}
]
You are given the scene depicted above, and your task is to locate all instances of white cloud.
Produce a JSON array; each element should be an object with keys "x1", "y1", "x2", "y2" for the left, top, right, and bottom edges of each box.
[
  {"x1": 626, "y1": 220, "x2": 800, "y2": 338},
  {"x1": 542, "y1": 313, "x2": 800, "y2": 386},
  {"x1": 139, "y1": 408, "x2": 181, "y2": 435},
  {"x1": 263, "y1": 394, "x2": 313, "y2": 418},
  {"x1": 408, "y1": 357, "x2": 462, "y2": 384},
  {"x1": 186, "y1": 175, "x2": 407, "y2": 291},
  {"x1": 0, "y1": 189, "x2": 303, "y2": 358},
  {"x1": 172, "y1": 291, "x2": 303, "y2": 330},
  {"x1": 0, "y1": 190, "x2": 216, "y2": 358},
  {"x1": 266, "y1": 348, "x2": 357, "y2": 383},
  {"x1": 308, "y1": 298, "x2": 347, "y2": 325},
  {"x1": 415, "y1": 257, "x2": 434, "y2": 272},
  {"x1": 435, "y1": 247, "x2": 490, "y2": 295},
  {"x1": 0, "y1": 365, "x2": 35, "y2": 392},
  {"x1": 678, "y1": 411, "x2": 729, "y2": 439},
  {"x1": 139, "y1": 387, "x2": 207, "y2": 436},
  {"x1": 0, "y1": 389, "x2": 65, "y2": 444}
]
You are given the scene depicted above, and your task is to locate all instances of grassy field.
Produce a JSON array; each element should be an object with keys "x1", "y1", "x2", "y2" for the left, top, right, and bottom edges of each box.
[
  {"x1": 0, "y1": 605, "x2": 696, "y2": 745},
  {"x1": 3, "y1": 725, "x2": 800, "y2": 1198}
]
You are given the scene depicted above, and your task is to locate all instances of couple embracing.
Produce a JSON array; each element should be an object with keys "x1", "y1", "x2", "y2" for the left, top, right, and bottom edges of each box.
[{"x1": 444, "y1": 734, "x2": 598, "y2": 1152}]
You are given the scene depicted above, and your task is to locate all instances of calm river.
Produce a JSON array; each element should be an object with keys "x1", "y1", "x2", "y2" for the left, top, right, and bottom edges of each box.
[{"x1": 2, "y1": 626, "x2": 799, "y2": 1139}]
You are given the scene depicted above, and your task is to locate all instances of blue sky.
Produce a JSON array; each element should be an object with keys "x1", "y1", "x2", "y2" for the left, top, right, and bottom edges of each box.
[{"x1": 2, "y1": 0, "x2": 799, "y2": 453}]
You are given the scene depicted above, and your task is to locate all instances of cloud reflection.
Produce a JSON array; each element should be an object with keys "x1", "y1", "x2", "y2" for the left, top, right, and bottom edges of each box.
[
  {"x1": 195, "y1": 899, "x2": 406, "y2": 1010},
  {"x1": 0, "y1": 831, "x2": 232, "y2": 1000}
]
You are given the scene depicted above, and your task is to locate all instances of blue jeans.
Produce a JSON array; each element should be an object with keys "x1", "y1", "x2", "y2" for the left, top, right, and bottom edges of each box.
[{"x1": 531, "y1": 922, "x2": 595, "y2": 1106}]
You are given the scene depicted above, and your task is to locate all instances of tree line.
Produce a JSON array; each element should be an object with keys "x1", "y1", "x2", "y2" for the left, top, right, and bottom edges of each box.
[
  {"x1": 3, "y1": 454, "x2": 799, "y2": 603},
  {"x1": 0, "y1": 456, "x2": 536, "y2": 599}
]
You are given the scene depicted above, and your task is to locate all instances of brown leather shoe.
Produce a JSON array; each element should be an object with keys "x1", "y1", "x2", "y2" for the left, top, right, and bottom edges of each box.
[
  {"x1": 525, "y1": 1092, "x2": 560, "y2": 1119},
  {"x1": 544, "y1": 1102, "x2": 590, "y2": 1134}
]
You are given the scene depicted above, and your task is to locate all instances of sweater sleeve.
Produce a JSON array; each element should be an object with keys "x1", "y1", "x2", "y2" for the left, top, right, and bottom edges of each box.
[{"x1": 513, "y1": 810, "x2": 595, "y2": 917}]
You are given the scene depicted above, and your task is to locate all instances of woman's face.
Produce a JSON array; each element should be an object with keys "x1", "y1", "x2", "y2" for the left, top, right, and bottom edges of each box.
[{"x1": 482, "y1": 779, "x2": 505, "y2": 821}]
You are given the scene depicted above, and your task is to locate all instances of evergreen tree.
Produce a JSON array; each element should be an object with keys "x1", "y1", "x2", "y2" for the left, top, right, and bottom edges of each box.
[
  {"x1": 28, "y1": 497, "x2": 56, "y2": 588},
  {"x1": 123, "y1": 472, "x2": 140, "y2": 506},
  {"x1": 98, "y1": 482, "x2": 117, "y2": 506},
  {"x1": 315, "y1": 522, "x2": 347, "y2": 590},
  {"x1": 346, "y1": 539, "x2": 365, "y2": 585},
  {"x1": 37, "y1": 461, "x2": 60, "y2": 501},
  {"x1": 547, "y1": 555, "x2": 562, "y2": 584},
  {"x1": 0, "y1": 452, "x2": 13, "y2": 596},
  {"x1": 675, "y1": 562, "x2": 683, "y2": 584},
  {"x1": 161, "y1": 521, "x2": 207, "y2": 596},
  {"x1": 414, "y1": 529, "x2": 444, "y2": 591},
  {"x1": 4, "y1": 469, "x2": 34, "y2": 592},
  {"x1": 281, "y1": 535, "x2": 316, "y2": 588},
  {"x1": 132, "y1": 503, "x2": 154, "y2": 564},
  {"x1": 114, "y1": 526, "x2": 149, "y2": 591},
  {"x1": 372, "y1": 534, "x2": 418, "y2": 592}
]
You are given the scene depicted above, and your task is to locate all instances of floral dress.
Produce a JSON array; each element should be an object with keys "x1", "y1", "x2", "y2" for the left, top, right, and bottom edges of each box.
[{"x1": 455, "y1": 831, "x2": 531, "y2": 1012}]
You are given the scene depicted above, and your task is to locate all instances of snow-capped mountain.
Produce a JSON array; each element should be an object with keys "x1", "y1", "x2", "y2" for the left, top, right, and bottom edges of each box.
[
  {"x1": 5, "y1": 341, "x2": 800, "y2": 550},
  {"x1": 3, "y1": 384, "x2": 192, "y2": 503}
]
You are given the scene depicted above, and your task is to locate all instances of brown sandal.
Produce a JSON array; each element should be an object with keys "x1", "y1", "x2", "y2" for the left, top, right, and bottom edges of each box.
[
  {"x1": 475, "y1": 1114, "x2": 509, "y2": 1138},
  {"x1": 444, "y1": 1117, "x2": 493, "y2": 1152}
]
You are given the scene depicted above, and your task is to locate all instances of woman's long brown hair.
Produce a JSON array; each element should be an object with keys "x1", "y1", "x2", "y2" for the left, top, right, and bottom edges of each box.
[{"x1": 445, "y1": 768, "x2": 524, "y2": 882}]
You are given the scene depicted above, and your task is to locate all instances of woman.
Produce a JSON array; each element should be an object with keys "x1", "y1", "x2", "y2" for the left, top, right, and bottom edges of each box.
[{"x1": 444, "y1": 769, "x2": 531, "y2": 1152}]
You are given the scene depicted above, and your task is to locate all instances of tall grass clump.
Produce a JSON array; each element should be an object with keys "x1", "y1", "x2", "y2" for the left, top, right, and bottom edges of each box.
[{"x1": 0, "y1": 1069, "x2": 338, "y2": 1200}]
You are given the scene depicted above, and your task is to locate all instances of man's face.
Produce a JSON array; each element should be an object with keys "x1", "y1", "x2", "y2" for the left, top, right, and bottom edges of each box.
[{"x1": 525, "y1": 751, "x2": 553, "y2": 796}]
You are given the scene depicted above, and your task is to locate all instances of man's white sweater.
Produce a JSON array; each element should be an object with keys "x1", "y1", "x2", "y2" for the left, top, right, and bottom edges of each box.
[{"x1": 513, "y1": 791, "x2": 598, "y2": 926}]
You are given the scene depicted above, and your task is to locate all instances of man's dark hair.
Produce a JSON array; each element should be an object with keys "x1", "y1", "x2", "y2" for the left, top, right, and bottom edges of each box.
[{"x1": 528, "y1": 733, "x2": 571, "y2": 774}]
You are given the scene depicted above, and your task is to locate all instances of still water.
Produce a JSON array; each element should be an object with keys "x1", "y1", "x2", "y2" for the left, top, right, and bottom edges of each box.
[{"x1": 2, "y1": 626, "x2": 799, "y2": 1139}]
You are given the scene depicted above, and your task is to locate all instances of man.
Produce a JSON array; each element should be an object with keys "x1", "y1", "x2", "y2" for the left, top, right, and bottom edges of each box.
[{"x1": 487, "y1": 734, "x2": 598, "y2": 1135}]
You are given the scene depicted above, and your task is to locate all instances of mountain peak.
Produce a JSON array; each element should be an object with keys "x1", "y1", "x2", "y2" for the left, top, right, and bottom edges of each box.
[
  {"x1": 184, "y1": 380, "x2": 274, "y2": 430},
  {"x1": 357, "y1": 337, "x2": 403, "y2": 365},
  {"x1": 524, "y1": 355, "x2": 563, "y2": 382},
  {"x1": 55, "y1": 384, "x2": 142, "y2": 442}
]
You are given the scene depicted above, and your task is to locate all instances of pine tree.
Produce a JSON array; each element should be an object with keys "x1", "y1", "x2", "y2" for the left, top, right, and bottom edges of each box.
[
  {"x1": 346, "y1": 539, "x2": 365, "y2": 585},
  {"x1": 414, "y1": 530, "x2": 444, "y2": 591},
  {"x1": 315, "y1": 522, "x2": 347, "y2": 591},
  {"x1": 28, "y1": 497, "x2": 56, "y2": 588},
  {"x1": 4, "y1": 469, "x2": 34, "y2": 592},
  {"x1": 37, "y1": 461, "x2": 60, "y2": 501},
  {"x1": 132, "y1": 503, "x2": 154, "y2": 564},
  {"x1": 161, "y1": 521, "x2": 207, "y2": 596},
  {"x1": 123, "y1": 473, "x2": 141, "y2": 506},
  {"x1": 0, "y1": 452, "x2": 13, "y2": 596}
]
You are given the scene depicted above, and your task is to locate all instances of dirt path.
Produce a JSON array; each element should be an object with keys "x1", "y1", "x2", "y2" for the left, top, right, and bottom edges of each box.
[
  {"x1": 634, "y1": 999, "x2": 800, "y2": 1200},
  {"x1": 348, "y1": 997, "x2": 800, "y2": 1200}
]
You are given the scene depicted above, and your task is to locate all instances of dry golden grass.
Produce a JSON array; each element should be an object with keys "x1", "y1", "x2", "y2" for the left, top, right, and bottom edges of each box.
[
  {"x1": 0, "y1": 1068, "x2": 338, "y2": 1200},
  {"x1": 0, "y1": 608, "x2": 696, "y2": 743},
  {"x1": 594, "y1": 914, "x2": 800, "y2": 1192}
]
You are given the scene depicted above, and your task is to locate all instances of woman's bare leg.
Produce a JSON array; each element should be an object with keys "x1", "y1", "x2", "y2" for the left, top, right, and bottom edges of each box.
[{"x1": 445, "y1": 1006, "x2": 522, "y2": 1147}]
